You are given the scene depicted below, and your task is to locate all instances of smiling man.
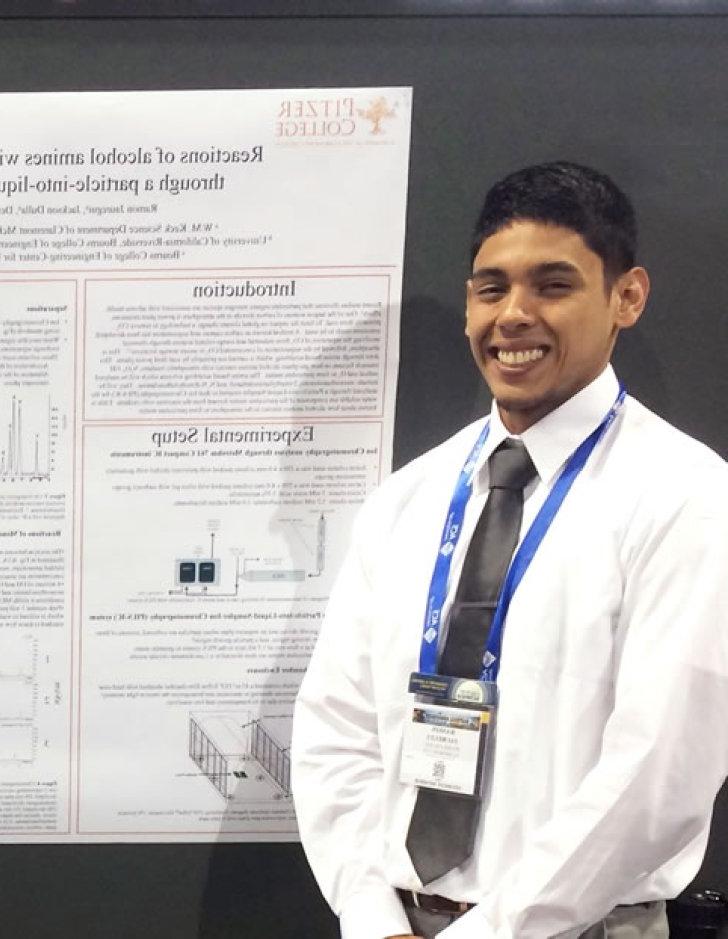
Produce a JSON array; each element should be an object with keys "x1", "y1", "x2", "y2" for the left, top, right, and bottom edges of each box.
[
  {"x1": 466, "y1": 220, "x2": 646, "y2": 434},
  {"x1": 292, "y1": 162, "x2": 728, "y2": 939}
]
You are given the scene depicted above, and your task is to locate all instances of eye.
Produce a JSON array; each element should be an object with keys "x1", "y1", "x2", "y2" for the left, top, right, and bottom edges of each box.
[
  {"x1": 475, "y1": 283, "x2": 507, "y2": 301},
  {"x1": 539, "y1": 280, "x2": 573, "y2": 296}
]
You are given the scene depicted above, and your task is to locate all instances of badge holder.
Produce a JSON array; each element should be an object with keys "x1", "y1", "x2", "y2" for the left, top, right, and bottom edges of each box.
[{"x1": 399, "y1": 672, "x2": 497, "y2": 798}]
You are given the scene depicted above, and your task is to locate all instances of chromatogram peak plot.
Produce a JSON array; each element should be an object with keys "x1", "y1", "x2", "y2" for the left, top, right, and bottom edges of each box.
[{"x1": 0, "y1": 393, "x2": 59, "y2": 482}]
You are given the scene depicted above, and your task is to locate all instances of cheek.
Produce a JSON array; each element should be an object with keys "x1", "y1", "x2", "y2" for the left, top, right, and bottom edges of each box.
[
  {"x1": 465, "y1": 306, "x2": 490, "y2": 341},
  {"x1": 464, "y1": 305, "x2": 476, "y2": 337},
  {"x1": 573, "y1": 318, "x2": 614, "y2": 354},
  {"x1": 467, "y1": 329, "x2": 486, "y2": 362}
]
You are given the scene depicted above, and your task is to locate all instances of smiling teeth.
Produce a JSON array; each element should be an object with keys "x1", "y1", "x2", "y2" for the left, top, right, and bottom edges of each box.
[{"x1": 498, "y1": 348, "x2": 545, "y2": 365}]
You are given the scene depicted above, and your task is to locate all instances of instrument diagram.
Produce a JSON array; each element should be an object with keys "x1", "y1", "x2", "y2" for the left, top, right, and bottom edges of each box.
[
  {"x1": 169, "y1": 513, "x2": 328, "y2": 597},
  {"x1": 188, "y1": 710, "x2": 291, "y2": 802}
]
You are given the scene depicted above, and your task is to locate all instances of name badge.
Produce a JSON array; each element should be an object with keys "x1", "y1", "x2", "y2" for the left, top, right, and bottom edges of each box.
[{"x1": 399, "y1": 672, "x2": 496, "y2": 797}]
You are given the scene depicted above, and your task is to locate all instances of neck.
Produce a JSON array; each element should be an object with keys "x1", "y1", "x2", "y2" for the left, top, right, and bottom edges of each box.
[
  {"x1": 496, "y1": 365, "x2": 613, "y2": 434},
  {"x1": 497, "y1": 403, "x2": 550, "y2": 435}
]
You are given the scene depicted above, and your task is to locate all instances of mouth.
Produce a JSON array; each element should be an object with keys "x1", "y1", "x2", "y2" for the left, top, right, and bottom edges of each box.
[{"x1": 489, "y1": 345, "x2": 548, "y2": 367}]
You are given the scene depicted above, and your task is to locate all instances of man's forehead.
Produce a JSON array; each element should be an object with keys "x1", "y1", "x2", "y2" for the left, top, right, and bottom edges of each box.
[
  {"x1": 471, "y1": 260, "x2": 581, "y2": 281},
  {"x1": 472, "y1": 220, "x2": 600, "y2": 274}
]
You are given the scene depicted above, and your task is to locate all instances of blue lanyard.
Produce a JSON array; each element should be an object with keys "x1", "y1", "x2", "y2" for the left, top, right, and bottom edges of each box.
[{"x1": 419, "y1": 386, "x2": 626, "y2": 682}]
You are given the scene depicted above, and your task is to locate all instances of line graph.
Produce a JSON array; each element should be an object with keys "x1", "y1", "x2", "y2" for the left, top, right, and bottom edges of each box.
[
  {"x1": 0, "y1": 393, "x2": 58, "y2": 482},
  {"x1": 0, "y1": 635, "x2": 38, "y2": 763}
]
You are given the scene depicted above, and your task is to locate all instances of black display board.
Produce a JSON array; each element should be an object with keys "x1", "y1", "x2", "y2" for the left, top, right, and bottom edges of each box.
[{"x1": 0, "y1": 10, "x2": 726, "y2": 938}]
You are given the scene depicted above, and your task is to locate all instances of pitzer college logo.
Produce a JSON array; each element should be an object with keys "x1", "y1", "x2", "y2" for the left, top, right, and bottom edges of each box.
[
  {"x1": 357, "y1": 97, "x2": 397, "y2": 135},
  {"x1": 275, "y1": 93, "x2": 398, "y2": 142}
]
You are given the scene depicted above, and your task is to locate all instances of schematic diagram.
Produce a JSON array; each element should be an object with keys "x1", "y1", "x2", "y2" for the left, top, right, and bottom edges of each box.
[
  {"x1": 0, "y1": 635, "x2": 38, "y2": 763},
  {"x1": 171, "y1": 529, "x2": 231, "y2": 596},
  {"x1": 169, "y1": 513, "x2": 328, "y2": 596},
  {"x1": 242, "y1": 513, "x2": 326, "y2": 582},
  {"x1": 188, "y1": 711, "x2": 291, "y2": 802}
]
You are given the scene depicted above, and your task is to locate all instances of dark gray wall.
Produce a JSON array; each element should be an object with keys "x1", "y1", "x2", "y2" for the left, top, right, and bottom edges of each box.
[{"x1": 0, "y1": 11, "x2": 726, "y2": 938}]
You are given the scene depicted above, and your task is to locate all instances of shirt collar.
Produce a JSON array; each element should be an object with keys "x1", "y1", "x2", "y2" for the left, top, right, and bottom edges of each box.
[{"x1": 472, "y1": 365, "x2": 621, "y2": 492}]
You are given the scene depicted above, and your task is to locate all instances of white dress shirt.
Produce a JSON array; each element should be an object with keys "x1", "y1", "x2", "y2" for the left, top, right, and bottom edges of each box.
[{"x1": 291, "y1": 366, "x2": 728, "y2": 939}]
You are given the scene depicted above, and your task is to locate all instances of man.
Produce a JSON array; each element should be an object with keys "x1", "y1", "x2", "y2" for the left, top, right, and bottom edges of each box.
[{"x1": 291, "y1": 162, "x2": 728, "y2": 939}]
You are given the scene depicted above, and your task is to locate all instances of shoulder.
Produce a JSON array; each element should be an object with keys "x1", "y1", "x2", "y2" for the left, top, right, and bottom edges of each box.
[
  {"x1": 612, "y1": 395, "x2": 728, "y2": 522},
  {"x1": 377, "y1": 417, "x2": 486, "y2": 501},
  {"x1": 620, "y1": 396, "x2": 726, "y2": 478},
  {"x1": 355, "y1": 418, "x2": 486, "y2": 538}
]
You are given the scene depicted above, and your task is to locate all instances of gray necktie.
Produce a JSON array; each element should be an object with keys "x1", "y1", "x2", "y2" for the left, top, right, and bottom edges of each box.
[{"x1": 405, "y1": 439, "x2": 537, "y2": 885}]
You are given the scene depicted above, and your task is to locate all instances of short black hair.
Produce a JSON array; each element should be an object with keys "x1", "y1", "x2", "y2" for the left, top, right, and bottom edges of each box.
[{"x1": 471, "y1": 161, "x2": 637, "y2": 284}]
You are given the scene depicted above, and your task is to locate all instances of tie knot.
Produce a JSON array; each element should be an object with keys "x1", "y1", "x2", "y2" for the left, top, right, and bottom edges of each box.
[{"x1": 488, "y1": 439, "x2": 536, "y2": 490}]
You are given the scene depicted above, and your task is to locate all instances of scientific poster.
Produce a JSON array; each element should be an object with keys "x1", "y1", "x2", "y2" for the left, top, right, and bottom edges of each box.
[{"x1": 0, "y1": 88, "x2": 411, "y2": 841}]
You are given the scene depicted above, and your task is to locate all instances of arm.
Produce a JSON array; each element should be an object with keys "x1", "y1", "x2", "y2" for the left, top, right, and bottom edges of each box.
[
  {"x1": 441, "y1": 484, "x2": 728, "y2": 938},
  {"x1": 291, "y1": 503, "x2": 413, "y2": 939}
]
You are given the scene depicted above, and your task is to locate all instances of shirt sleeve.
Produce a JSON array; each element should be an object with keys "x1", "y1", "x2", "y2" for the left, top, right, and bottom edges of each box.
[
  {"x1": 440, "y1": 483, "x2": 728, "y2": 939},
  {"x1": 291, "y1": 498, "x2": 412, "y2": 939}
]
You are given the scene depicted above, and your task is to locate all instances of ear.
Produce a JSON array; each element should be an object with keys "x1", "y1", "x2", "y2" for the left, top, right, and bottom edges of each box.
[{"x1": 613, "y1": 266, "x2": 650, "y2": 329}]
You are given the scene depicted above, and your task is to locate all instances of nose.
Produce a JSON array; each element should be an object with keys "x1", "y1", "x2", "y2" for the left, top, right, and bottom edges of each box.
[{"x1": 497, "y1": 287, "x2": 535, "y2": 330}]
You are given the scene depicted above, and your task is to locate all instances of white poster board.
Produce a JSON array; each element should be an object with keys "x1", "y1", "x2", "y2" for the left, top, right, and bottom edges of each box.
[{"x1": 0, "y1": 87, "x2": 411, "y2": 841}]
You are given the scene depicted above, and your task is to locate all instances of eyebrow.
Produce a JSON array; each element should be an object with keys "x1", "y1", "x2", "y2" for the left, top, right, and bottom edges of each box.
[{"x1": 471, "y1": 261, "x2": 582, "y2": 281}]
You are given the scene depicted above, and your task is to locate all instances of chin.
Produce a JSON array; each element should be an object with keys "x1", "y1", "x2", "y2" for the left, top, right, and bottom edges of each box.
[
  {"x1": 493, "y1": 391, "x2": 556, "y2": 431},
  {"x1": 492, "y1": 391, "x2": 545, "y2": 413}
]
